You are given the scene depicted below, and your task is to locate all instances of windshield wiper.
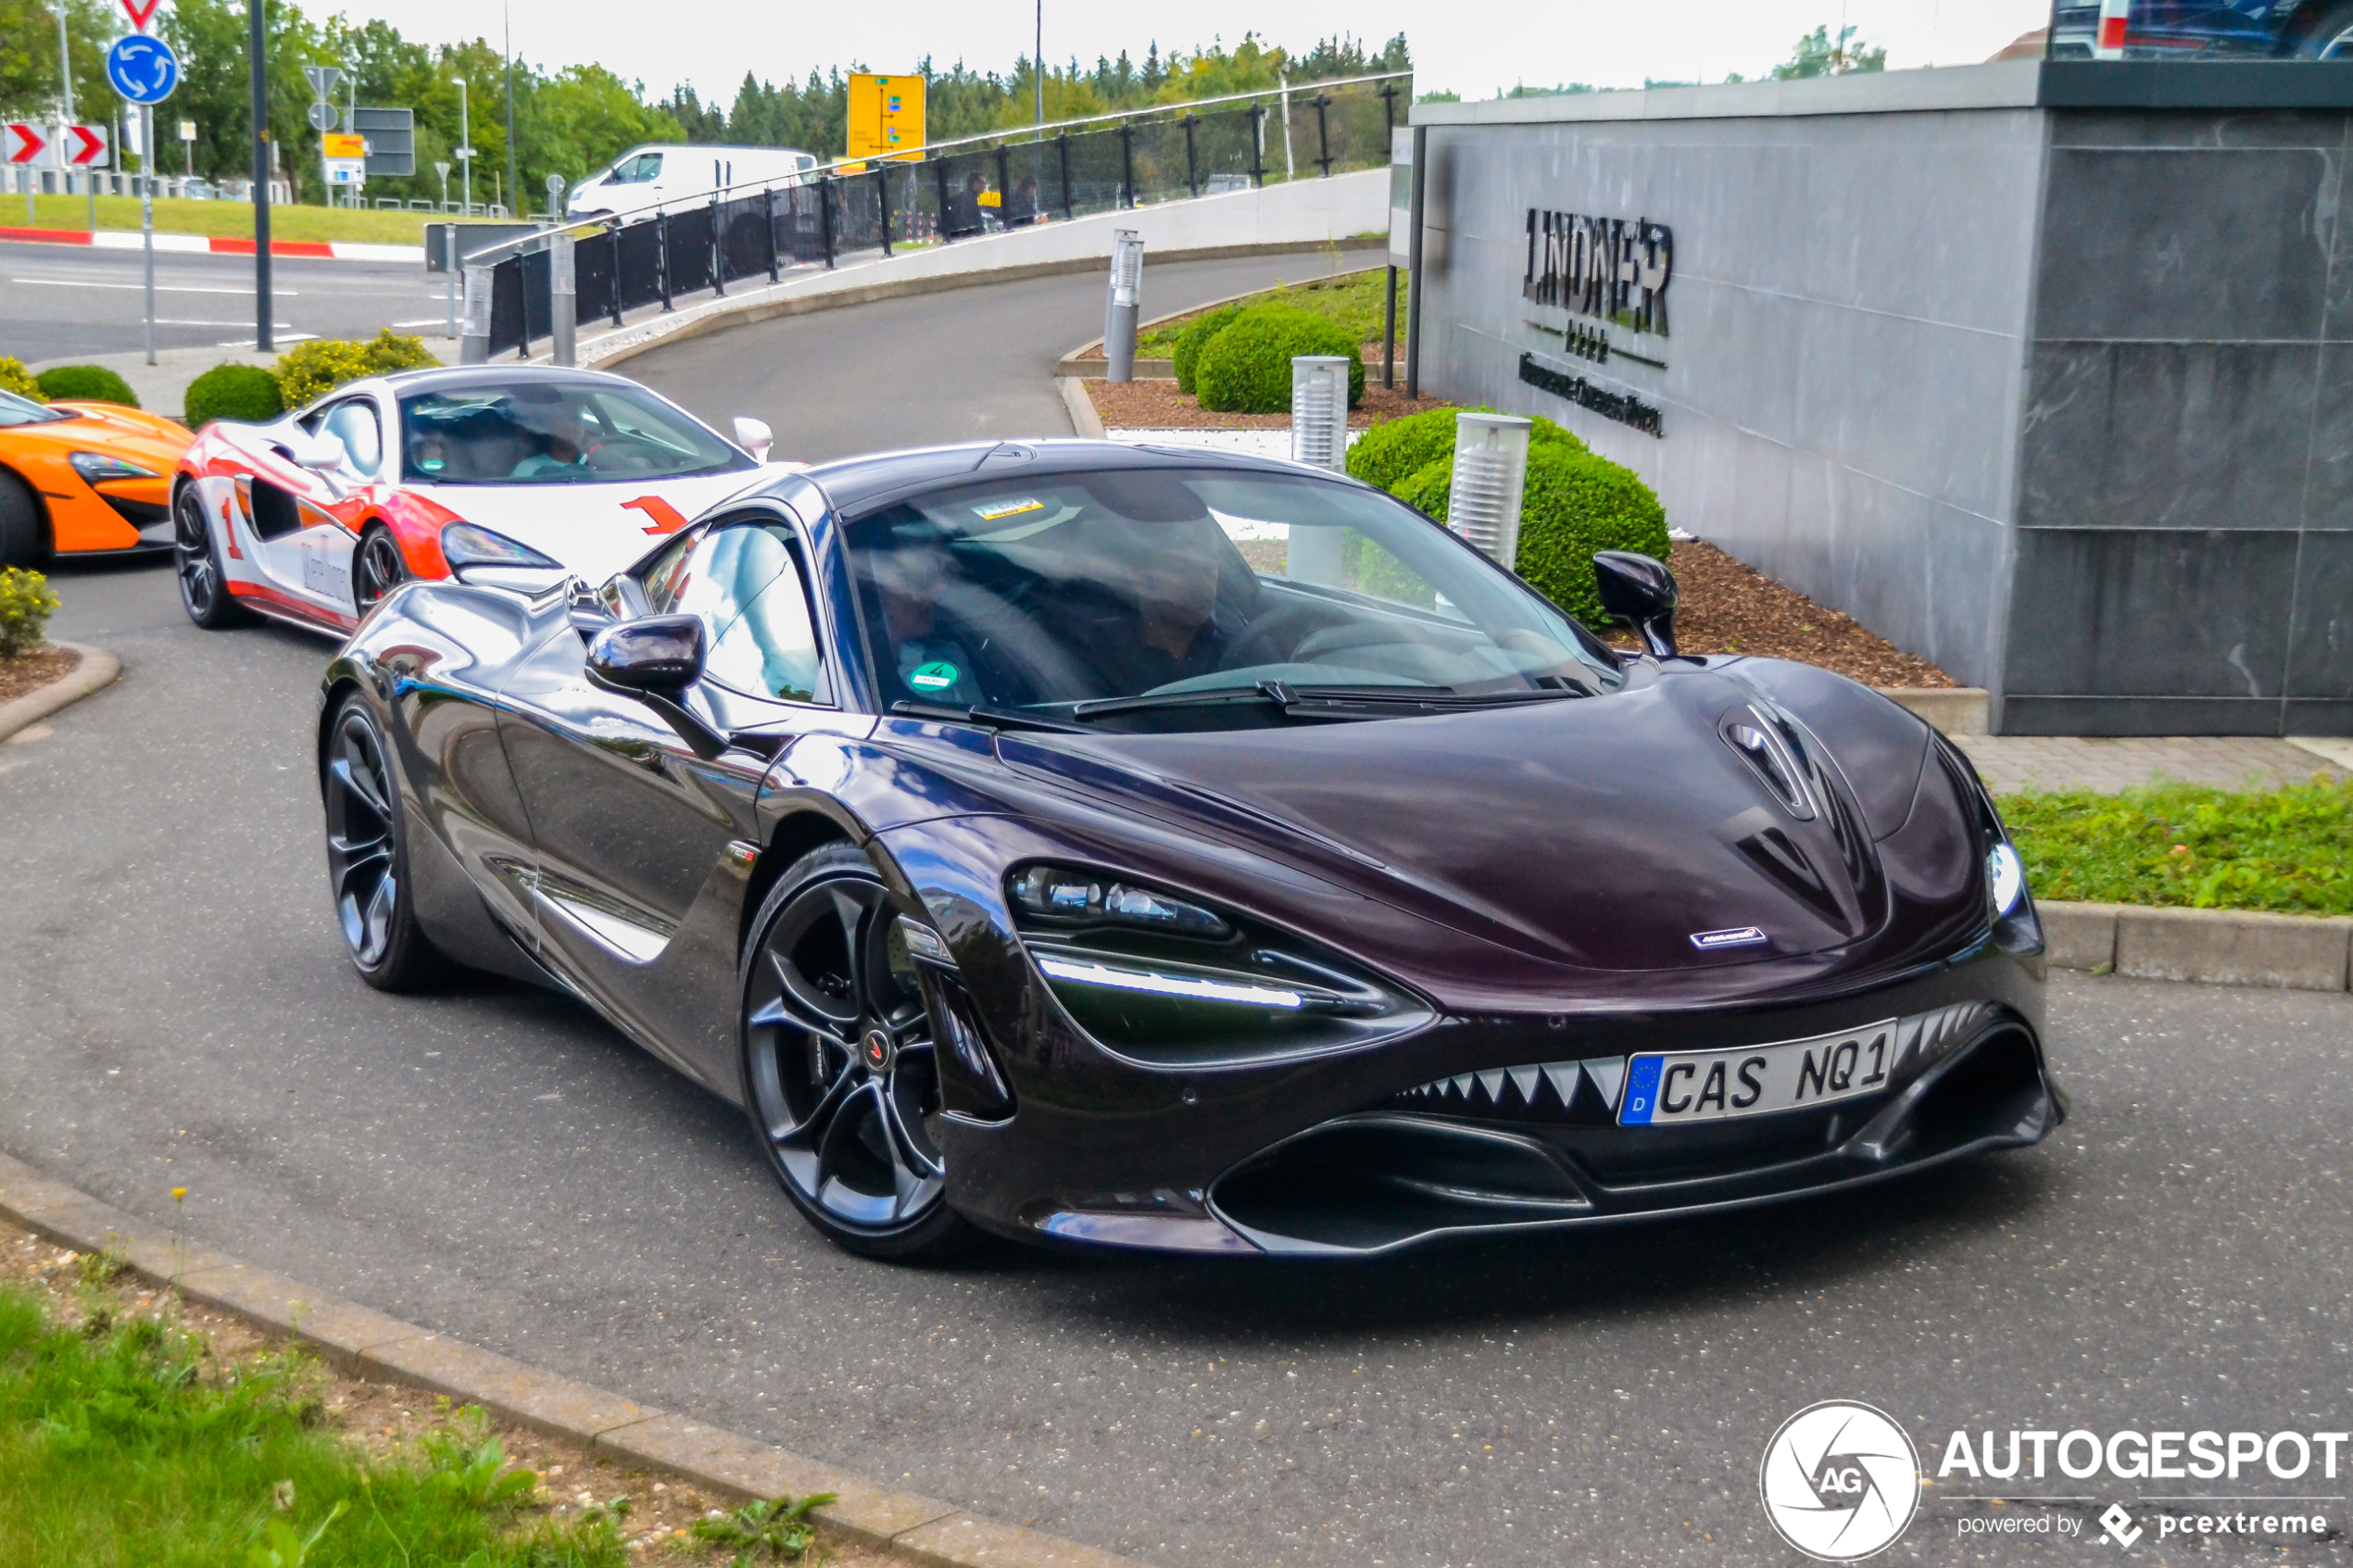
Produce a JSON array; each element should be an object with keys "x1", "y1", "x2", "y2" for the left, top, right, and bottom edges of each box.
[
  {"x1": 889, "y1": 699, "x2": 1090, "y2": 734},
  {"x1": 1066, "y1": 682, "x2": 1460, "y2": 721}
]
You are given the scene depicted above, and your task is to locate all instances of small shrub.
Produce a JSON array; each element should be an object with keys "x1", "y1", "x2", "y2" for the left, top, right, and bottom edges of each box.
[
  {"x1": 1390, "y1": 445, "x2": 1669, "y2": 629},
  {"x1": 0, "y1": 566, "x2": 60, "y2": 657},
  {"x1": 1170, "y1": 304, "x2": 1243, "y2": 395},
  {"x1": 34, "y1": 365, "x2": 138, "y2": 408},
  {"x1": 273, "y1": 331, "x2": 438, "y2": 408},
  {"x1": 1346, "y1": 406, "x2": 1585, "y2": 495},
  {"x1": 1193, "y1": 305, "x2": 1365, "y2": 413},
  {"x1": 185, "y1": 362, "x2": 286, "y2": 426},
  {"x1": 0, "y1": 358, "x2": 43, "y2": 402}
]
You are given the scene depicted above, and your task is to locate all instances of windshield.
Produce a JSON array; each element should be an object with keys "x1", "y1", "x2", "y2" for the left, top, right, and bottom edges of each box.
[
  {"x1": 0, "y1": 389, "x2": 70, "y2": 429},
  {"x1": 397, "y1": 382, "x2": 751, "y2": 485},
  {"x1": 843, "y1": 466, "x2": 1622, "y2": 728}
]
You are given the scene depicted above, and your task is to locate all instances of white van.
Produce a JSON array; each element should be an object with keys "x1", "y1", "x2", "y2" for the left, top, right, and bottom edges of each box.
[{"x1": 567, "y1": 144, "x2": 821, "y2": 220}]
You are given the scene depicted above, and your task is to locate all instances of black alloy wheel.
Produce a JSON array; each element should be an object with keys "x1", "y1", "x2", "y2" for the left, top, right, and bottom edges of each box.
[
  {"x1": 352, "y1": 525, "x2": 408, "y2": 617},
  {"x1": 321, "y1": 694, "x2": 444, "y2": 992},
  {"x1": 173, "y1": 483, "x2": 250, "y2": 629},
  {"x1": 0, "y1": 467, "x2": 51, "y2": 570},
  {"x1": 740, "y1": 844, "x2": 980, "y2": 1261}
]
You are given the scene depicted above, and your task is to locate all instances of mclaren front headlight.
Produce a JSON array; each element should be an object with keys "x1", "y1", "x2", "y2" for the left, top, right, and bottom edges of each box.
[{"x1": 1007, "y1": 862, "x2": 1428, "y2": 1067}]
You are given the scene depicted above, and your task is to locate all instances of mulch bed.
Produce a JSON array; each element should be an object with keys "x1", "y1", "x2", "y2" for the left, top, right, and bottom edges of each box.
[
  {"x1": 0, "y1": 647, "x2": 79, "y2": 706},
  {"x1": 1641, "y1": 541, "x2": 1956, "y2": 688}
]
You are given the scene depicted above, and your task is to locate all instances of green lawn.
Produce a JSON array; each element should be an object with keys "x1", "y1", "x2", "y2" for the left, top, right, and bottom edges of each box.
[
  {"x1": 1999, "y1": 776, "x2": 2353, "y2": 917},
  {"x1": 1136, "y1": 263, "x2": 1405, "y2": 354},
  {"x1": 0, "y1": 1276, "x2": 629, "y2": 1568},
  {"x1": 7, "y1": 194, "x2": 438, "y2": 245}
]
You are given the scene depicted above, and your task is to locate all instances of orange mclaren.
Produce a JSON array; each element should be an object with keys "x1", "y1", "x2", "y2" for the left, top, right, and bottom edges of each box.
[{"x1": 0, "y1": 387, "x2": 195, "y2": 567}]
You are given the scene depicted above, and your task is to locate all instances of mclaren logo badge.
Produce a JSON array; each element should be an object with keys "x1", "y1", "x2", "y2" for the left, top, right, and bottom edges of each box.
[{"x1": 1691, "y1": 925, "x2": 1768, "y2": 950}]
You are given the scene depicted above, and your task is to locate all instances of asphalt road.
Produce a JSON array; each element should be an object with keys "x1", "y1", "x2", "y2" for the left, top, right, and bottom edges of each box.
[
  {"x1": 625, "y1": 249, "x2": 1372, "y2": 461},
  {"x1": 5, "y1": 265, "x2": 2350, "y2": 1567},
  {"x1": 0, "y1": 239, "x2": 442, "y2": 363}
]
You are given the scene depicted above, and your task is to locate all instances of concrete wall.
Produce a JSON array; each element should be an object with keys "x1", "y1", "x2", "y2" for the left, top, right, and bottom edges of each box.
[
  {"x1": 1413, "y1": 64, "x2": 2353, "y2": 736},
  {"x1": 2006, "y1": 110, "x2": 2353, "y2": 735},
  {"x1": 1416, "y1": 103, "x2": 2044, "y2": 693}
]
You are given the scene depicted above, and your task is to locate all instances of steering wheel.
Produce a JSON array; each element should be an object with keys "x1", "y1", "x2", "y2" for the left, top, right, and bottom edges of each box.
[{"x1": 1222, "y1": 602, "x2": 1335, "y2": 671}]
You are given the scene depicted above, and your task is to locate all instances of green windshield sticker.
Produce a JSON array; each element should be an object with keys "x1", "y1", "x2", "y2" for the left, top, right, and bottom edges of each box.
[
  {"x1": 909, "y1": 661, "x2": 961, "y2": 692},
  {"x1": 973, "y1": 496, "x2": 1044, "y2": 521}
]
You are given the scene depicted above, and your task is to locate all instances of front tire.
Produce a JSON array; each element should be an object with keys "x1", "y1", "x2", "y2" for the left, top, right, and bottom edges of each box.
[
  {"x1": 2295, "y1": 1, "x2": 2353, "y2": 56},
  {"x1": 321, "y1": 692, "x2": 447, "y2": 992},
  {"x1": 174, "y1": 483, "x2": 252, "y2": 628},
  {"x1": 352, "y1": 524, "x2": 408, "y2": 618},
  {"x1": 739, "y1": 844, "x2": 984, "y2": 1262},
  {"x1": 0, "y1": 467, "x2": 48, "y2": 570}
]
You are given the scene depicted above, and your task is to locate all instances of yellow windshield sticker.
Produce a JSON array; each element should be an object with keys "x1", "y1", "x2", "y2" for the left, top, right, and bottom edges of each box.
[{"x1": 973, "y1": 496, "x2": 1045, "y2": 521}]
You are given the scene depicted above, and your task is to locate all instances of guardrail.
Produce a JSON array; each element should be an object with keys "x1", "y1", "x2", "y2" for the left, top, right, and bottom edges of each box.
[{"x1": 455, "y1": 70, "x2": 1410, "y2": 364}]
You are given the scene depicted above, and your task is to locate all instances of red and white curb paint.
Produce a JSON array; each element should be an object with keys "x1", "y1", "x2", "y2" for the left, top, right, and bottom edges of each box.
[{"x1": 0, "y1": 223, "x2": 423, "y2": 263}]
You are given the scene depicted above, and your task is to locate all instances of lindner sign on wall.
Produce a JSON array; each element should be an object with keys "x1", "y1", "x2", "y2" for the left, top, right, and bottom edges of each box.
[{"x1": 1517, "y1": 207, "x2": 1671, "y2": 437}]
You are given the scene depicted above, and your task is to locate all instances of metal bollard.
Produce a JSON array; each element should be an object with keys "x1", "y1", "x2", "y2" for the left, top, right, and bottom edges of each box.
[
  {"x1": 1104, "y1": 228, "x2": 1143, "y2": 383},
  {"x1": 459, "y1": 264, "x2": 492, "y2": 364},
  {"x1": 548, "y1": 232, "x2": 576, "y2": 368},
  {"x1": 1448, "y1": 412, "x2": 1534, "y2": 570},
  {"x1": 1289, "y1": 356, "x2": 1351, "y2": 472}
]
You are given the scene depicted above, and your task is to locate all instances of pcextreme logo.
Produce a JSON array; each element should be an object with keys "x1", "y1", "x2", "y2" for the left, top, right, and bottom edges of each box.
[{"x1": 1759, "y1": 1400, "x2": 1923, "y2": 1561}]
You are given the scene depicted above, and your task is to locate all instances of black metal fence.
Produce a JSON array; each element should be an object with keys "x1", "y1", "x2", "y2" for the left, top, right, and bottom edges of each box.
[{"x1": 478, "y1": 74, "x2": 1406, "y2": 360}]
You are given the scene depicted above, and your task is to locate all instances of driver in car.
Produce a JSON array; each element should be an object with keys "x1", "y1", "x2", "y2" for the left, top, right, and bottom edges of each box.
[
  {"x1": 509, "y1": 399, "x2": 602, "y2": 480},
  {"x1": 875, "y1": 547, "x2": 984, "y2": 706},
  {"x1": 1109, "y1": 517, "x2": 1242, "y2": 693}
]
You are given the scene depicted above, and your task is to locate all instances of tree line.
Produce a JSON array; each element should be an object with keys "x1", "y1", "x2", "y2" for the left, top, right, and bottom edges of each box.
[{"x1": 0, "y1": 0, "x2": 1408, "y2": 209}]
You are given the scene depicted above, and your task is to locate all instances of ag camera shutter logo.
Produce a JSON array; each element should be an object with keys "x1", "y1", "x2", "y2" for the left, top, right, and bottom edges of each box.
[{"x1": 1759, "y1": 1400, "x2": 1922, "y2": 1561}]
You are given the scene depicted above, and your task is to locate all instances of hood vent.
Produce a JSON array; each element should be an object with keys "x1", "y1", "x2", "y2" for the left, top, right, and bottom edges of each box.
[{"x1": 1723, "y1": 709, "x2": 1815, "y2": 820}]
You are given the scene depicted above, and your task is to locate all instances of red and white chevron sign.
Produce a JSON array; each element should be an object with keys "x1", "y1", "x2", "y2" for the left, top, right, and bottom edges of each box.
[
  {"x1": 4, "y1": 123, "x2": 46, "y2": 165},
  {"x1": 64, "y1": 125, "x2": 108, "y2": 166}
]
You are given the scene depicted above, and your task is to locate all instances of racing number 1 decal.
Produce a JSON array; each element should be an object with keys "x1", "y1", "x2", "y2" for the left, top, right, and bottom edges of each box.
[{"x1": 623, "y1": 495, "x2": 692, "y2": 534}]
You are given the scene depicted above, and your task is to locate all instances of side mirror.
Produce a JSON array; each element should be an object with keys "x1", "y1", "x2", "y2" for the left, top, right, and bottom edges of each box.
[
  {"x1": 282, "y1": 430, "x2": 347, "y2": 472},
  {"x1": 585, "y1": 614, "x2": 704, "y2": 696},
  {"x1": 1592, "y1": 550, "x2": 1680, "y2": 659},
  {"x1": 733, "y1": 416, "x2": 774, "y2": 463}
]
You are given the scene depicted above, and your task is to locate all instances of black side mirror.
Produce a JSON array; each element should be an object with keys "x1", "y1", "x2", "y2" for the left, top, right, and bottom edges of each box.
[
  {"x1": 1592, "y1": 550, "x2": 1680, "y2": 659},
  {"x1": 586, "y1": 614, "x2": 704, "y2": 696}
]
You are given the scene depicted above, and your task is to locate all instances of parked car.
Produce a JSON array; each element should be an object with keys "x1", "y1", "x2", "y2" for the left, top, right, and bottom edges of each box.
[
  {"x1": 319, "y1": 440, "x2": 2060, "y2": 1262},
  {"x1": 567, "y1": 144, "x2": 820, "y2": 220},
  {"x1": 0, "y1": 387, "x2": 195, "y2": 568},
  {"x1": 170, "y1": 366, "x2": 783, "y2": 637},
  {"x1": 2049, "y1": 0, "x2": 2353, "y2": 56}
]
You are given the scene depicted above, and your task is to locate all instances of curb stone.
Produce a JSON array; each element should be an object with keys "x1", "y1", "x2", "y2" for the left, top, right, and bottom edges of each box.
[
  {"x1": 0, "y1": 1152, "x2": 1155, "y2": 1568},
  {"x1": 2040, "y1": 900, "x2": 2353, "y2": 991},
  {"x1": 0, "y1": 642, "x2": 120, "y2": 745},
  {"x1": 1058, "y1": 377, "x2": 1107, "y2": 440}
]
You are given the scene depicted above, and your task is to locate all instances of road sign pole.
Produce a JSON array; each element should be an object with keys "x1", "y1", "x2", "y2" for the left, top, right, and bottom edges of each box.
[
  {"x1": 141, "y1": 104, "x2": 156, "y2": 365},
  {"x1": 249, "y1": 0, "x2": 271, "y2": 353}
]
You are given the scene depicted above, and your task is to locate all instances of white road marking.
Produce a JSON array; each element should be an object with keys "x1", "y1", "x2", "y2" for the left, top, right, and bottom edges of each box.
[{"x1": 8, "y1": 276, "x2": 301, "y2": 296}]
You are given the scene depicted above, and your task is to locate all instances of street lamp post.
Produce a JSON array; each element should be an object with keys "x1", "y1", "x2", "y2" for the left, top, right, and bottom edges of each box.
[
  {"x1": 458, "y1": 78, "x2": 472, "y2": 214},
  {"x1": 250, "y1": 0, "x2": 272, "y2": 353}
]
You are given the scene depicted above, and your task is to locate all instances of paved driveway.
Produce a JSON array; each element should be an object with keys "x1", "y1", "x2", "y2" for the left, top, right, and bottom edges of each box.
[{"x1": 4, "y1": 264, "x2": 2349, "y2": 1567}]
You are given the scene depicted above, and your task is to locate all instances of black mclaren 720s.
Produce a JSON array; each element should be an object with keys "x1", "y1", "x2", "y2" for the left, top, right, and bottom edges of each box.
[{"x1": 318, "y1": 439, "x2": 2060, "y2": 1261}]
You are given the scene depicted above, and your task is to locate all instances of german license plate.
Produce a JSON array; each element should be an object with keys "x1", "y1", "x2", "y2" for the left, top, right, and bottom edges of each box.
[{"x1": 1617, "y1": 1019, "x2": 1900, "y2": 1126}]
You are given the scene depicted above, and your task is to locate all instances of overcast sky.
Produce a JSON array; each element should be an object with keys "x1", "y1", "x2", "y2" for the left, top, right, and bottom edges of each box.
[{"x1": 342, "y1": 0, "x2": 2054, "y2": 104}]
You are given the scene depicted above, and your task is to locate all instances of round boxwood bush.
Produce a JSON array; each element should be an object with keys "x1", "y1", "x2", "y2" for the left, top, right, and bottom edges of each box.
[
  {"x1": 1193, "y1": 305, "x2": 1365, "y2": 414},
  {"x1": 34, "y1": 365, "x2": 138, "y2": 408},
  {"x1": 0, "y1": 358, "x2": 43, "y2": 403},
  {"x1": 1170, "y1": 304, "x2": 1243, "y2": 395},
  {"x1": 1346, "y1": 406, "x2": 1586, "y2": 495},
  {"x1": 184, "y1": 362, "x2": 286, "y2": 426},
  {"x1": 1391, "y1": 445, "x2": 1670, "y2": 630}
]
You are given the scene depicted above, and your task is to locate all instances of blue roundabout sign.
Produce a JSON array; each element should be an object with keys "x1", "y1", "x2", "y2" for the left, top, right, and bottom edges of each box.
[{"x1": 106, "y1": 34, "x2": 180, "y2": 106}]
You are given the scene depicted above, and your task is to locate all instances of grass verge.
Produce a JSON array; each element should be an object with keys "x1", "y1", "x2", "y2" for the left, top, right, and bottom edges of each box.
[
  {"x1": 0, "y1": 1219, "x2": 868, "y2": 1566},
  {"x1": 1134, "y1": 262, "x2": 1403, "y2": 356},
  {"x1": 7, "y1": 194, "x2": 435, "y2": 245},
  {"x1": 1998, "y1": 776, "x2": 2353, "y2": 917}
]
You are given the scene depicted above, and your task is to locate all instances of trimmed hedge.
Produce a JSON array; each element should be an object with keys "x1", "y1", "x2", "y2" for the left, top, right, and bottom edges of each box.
[
  {"x1": 1391, "y1": 445, "x2": 1670, "y2": 630},
  {"x1": 1346, "y1": 406, "x2": 1585, "y2": 495},
  {"x1": 0, "y1": 358, "x2": 42, "y2": 402},
  {"x1": 185, "y1": 363, "x2": 286, "y2": 426},
  {"x1": 275, "y1": 330, "x2": 439, "y2": 407},
  {"x1": 1170, "y1": 304, "x2": 1243, "y2": 395},
  {"x1": 1193, "y1": 305, "x2": 1365, "y2": 414},
  {"x1": 34, "y1": 365, "x2": 138, "y2": 408}
]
